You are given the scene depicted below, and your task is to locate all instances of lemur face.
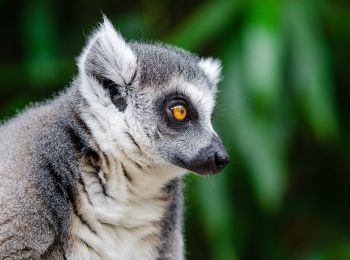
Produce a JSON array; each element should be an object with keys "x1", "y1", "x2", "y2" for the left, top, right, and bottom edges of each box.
[{"x1": 79, "y1": 17, "x2": 229, "y2": 175}]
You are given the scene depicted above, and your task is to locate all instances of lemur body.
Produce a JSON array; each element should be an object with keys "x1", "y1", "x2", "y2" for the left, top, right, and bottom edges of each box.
[{"x1": 0, "y1": 18, "x2": 228, "y2": 259}]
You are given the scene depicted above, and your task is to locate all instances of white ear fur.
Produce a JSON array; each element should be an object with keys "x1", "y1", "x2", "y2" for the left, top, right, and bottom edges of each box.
[
  {"x1": 198, "y1": 57, "x2": 222, "y2": 85},
  {"x1": 78, "y1": 16, "x2": 137, "y2": 85}
]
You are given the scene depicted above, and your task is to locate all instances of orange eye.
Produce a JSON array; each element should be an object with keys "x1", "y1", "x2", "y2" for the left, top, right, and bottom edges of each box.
[{"x1": 171, "y1": 105, "x2": 187, "y2": 121}]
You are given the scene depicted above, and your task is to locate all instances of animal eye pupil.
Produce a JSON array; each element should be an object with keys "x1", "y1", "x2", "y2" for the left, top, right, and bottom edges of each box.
[{"x1": 171, "y1": 105, "x2": 187, "y2": 121}]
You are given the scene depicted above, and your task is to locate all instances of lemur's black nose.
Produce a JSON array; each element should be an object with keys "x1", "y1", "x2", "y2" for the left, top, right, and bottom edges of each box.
[
  {"x1": 177, "y1": 135, "x2": 229, "y2": 175},
  {"x1": 214, "y1": 151, "x2": 229, "y2": 170},
  {"x1": 196, "y1": 136, "x2": 229, "y2": 174},
  {"x1": 208, "y1": 136, "x2": 229, "y2": 173}
]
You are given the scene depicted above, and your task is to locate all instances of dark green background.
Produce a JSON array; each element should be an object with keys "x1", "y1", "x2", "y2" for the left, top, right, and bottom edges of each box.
[{"x1": 1, "y1": 0, "x2": 350, "y2": 259}]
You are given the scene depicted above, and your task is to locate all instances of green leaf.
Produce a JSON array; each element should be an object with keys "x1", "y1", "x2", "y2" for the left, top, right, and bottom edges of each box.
[
  {"x1": 23, "y1": 0, "x2": 59, "y2": 87},
  {"x1": 220, "y1": 41, "x2": 286, "y2": 212},
  {"x1": 192, "y1": 173, "x2": 238, "y2": 260},
  {"x1": 286, "y1": 0, "x2": 338, "y2": 140},
  {"x1": 242, "y1": 0, "x2": 283, "y2": 112},
  {"x1": 167, "y1": 0, "x2": 242, "y2": 50}
]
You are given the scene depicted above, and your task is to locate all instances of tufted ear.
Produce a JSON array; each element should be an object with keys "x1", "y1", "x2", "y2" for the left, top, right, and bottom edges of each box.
[
  {"x1": 198, "y1": 57, "x2": 222, "y2": 86},
  {"x1": 78, "y1": 16, "x2": 137, "y2": 89}
]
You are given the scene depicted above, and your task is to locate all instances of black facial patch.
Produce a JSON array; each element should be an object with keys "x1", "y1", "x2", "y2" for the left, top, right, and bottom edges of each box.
[
  {"x1": 157, "y1": 92, "x2": 199, "y2": 131},
  {"x1": 94, "y1": 75, "x2": 128, "y2": 112},
  {"x1": 111, "y1": 95, "x2": 127, "y2": 112}
]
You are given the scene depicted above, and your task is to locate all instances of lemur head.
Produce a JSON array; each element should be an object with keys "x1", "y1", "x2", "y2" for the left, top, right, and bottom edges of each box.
[{"x1": 78, "y1": 17, "x2": 229, "y2": 175}]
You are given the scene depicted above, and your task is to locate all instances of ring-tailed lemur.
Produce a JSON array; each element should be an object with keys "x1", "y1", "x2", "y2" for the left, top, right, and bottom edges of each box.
[{"x1": 0, "y1": 17, "x2": 229, "y2": 260}]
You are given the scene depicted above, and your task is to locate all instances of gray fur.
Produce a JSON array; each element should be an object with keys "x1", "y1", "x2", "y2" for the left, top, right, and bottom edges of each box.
[
  {"x1": 0, "y1": 17, "x2": 227, "y2": 259},
  {"x1": 130, "y1": 42, "x2": 210, "y2": 87}
]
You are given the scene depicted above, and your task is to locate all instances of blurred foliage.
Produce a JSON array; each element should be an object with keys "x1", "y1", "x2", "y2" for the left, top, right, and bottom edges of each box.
[{"x1": 1, "y1": 0, "x2": 350, "y2": 259}]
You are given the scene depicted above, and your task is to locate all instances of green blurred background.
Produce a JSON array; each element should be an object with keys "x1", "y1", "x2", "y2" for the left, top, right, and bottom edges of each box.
[{"x1": 1, "y1": 0, "x2": 350, "y2": 259}]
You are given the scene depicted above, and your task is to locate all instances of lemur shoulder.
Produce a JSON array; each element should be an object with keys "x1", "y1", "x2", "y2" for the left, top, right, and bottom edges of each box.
[{"x1": 0, "y1": 17, "x2": 228, "y2": 260}]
